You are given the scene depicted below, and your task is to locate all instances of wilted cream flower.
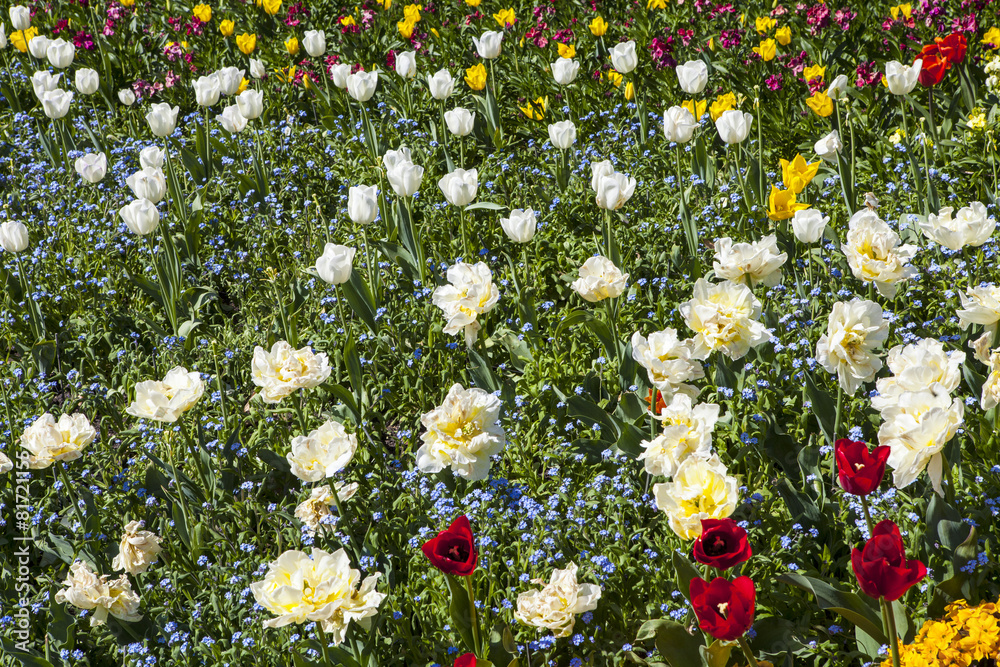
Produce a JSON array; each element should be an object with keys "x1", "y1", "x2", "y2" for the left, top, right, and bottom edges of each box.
[
  {"x1": 871, "y1": 338, "x2": 965, "y2": 414},
  {"x1": 842, "y1": 210, "x2": 918, "y2": 298},
  {"x1": 54, "y1": 561, "x2": 143, "y2": 626},
  {"x1": 981, "y1": 352, "x2": 1000, "y2": 411},
  {"x1": 431, "y1": 262, "x2": 499, "y2": 348},
  {"x1": 630, "y1": 329, "x2": 705, "y2": 399},
  {"x1": 878, "y1": 390, "x2": 964, "y2": 495},
  {"x1": 957, "y1": 284, "x2": 1000, "y2": 336},
  {"x1": 294, "y1": 483, "x2": 359, "y2": 535},
  {"x1": 286, "y1": 420, "x2": 358, "y2": 482},
  {"x1": 679, "y1": 279, "x2": 770, "y2": 360},
  {"x1": 815, "y1": 299, "x2": 888, "y2": 395},
  {"x1": 0, "y1": 452, "x2": 12, "y2": 473},
  {"x1": 639, "y1": 395, "x2": 720, "y2": 478},
  {"x1": 653, "y1": 455, "x2": 738, "y2": 539},
  {"x1": 514, "y1": 562, "x2": 601, "y2": 637},
  {"x1": 416, "y1": 383, "x2": 506, "y2": 481},
  {"x1": 126, "y1": 367, "x2": 204, "y2": 422},
  {"x1": 112, "y1": 521, "x2": 163, "y2": 574},
  {"x1": 712, "y1": 234, "x2": 788, "y2": 287},
  {"x1": 251, "y1": 341, "x2": 331, "y2": 403},
  {"x1": 250, "y1": 548, "x2": 385, "y2": 644},
  {"x1": 571, "y1": 255, "x2": 628, "y2": 303},
  {"x1": 919, "y1": 203, "x2": 995, "y2": 251},
  {"x1": 20, "y1": 413, "x2": 96, "y2": 469}
]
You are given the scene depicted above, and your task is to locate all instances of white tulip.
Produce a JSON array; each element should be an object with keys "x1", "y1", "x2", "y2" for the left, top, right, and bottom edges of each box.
[
  {"x1": 387, "y1": 161, "x2": 423, "y2": 197},
  {"x1": 302, "y1": 30, "x2": 326, "y2": 58},
  {"x1": 249, "y1": 58, "x2": 265, "y2": 79},
  {"x1": 27, "y1": 34, "x2": 49, "y2": 59},
  {"x1": 9, "y1": 6, "x2": 30, "y2": 31},
  {"x1": 444, "y1": 107, "x2": 475, "y2": 137},
  {"x1": 590, "y1": 160, "x2": 614, "y2": 192},
  {"x1": 316, "y1": 243, "x2": 355, "y2": 285},
  {"x1": 126, "y1": 167, "x2": 166, "y2": 203},
  {"x1": 715, "y1": 109, "x2": 753, "y2": 144},
  {"x1": 885, "y1": 60, "x2": 922, "y2": 95},
  {"x1": 347, "y1": 185, "x2": 379, "y2": 225},
  {"x1": 663, "y1": 106, "x2": 697, "y2": 144},
  {"x1": 346, "y1": 70, "x2": 378, "y2": 102},
  {"x1": 395, "y1": 50, "x2": 416, "y2": 79},
  {"x1": 74, "y1": 68, "x2": 99, "y2": 95},
  {"x1": 472, "y1": 31, "x2": 503, "y2": 59},
  {"x1": 551, "y1": 58, "x2": 579, "y2": 85},
  {"x1": 0, "y1": 24, "x2": 7, "y2": 49},
  {"x1": 216, "y1": 104, "x2": 247, "y2": 134},
  {"x1": 38, "y1": 88, "x2": 73, "y2": 119},
  {"x1": 0, "y1": 220, "x2": 29, "y2": 253},
  {"x1": 791, "y1": 208, "x2": 830, "y2": 244},
  {"x1": 118, "y1": 89, "x2": 136, "y2": 106},
  {"x1": 438, "y1": 168, "x2": 478, "y2": 207},
  {"x1": 30, "y1": 70, "x2": 61, "y2": 98},
  {"x1": 826, "y1": 74, "x2": 849, "y2": 100},
  {"x1": 814, "y1": 129, "x2": 843, "y2": 161},
  {"x1": 571, "y1": 255, "x2": 628, "y2": 302},
  {"x1": 427, "y1": 69, "x2": 454, "y2": 100},
  {"x1": 139, "y1": 146, "x2": 165, "y2": 170},
  {"x1": 215, "y1": 66, "x2": 245, "y2": 96},
  {"x1": 594, "y1": 171, "x2": 636, "y2": 210},
  {"x1": 609, "y1": 40, "x2": 638, "y2": 74},
  {"x1": 146, "y1": 102, "x2": 179, "y2": 138},
  {"x1": 119, "y1": 199, "x2": 160, "y2": 236},
  {"x1": 193, "y1": 74, "x2": 221, "y2": 106},
  {"x1": 675, "y1": 60, "x2": 708, "y2": 94},
  {"x1": 236, "y1": 88, "x2": 264, "y2": 120},
  {"x1": 547, "y1": 120, "x2": 576, "y2": 149},
  {"x1": 330, "y1": 63, "x2": 351, "y2": 89},
  {"x1": 46, "y1": 38, "x2": 74, "y2": 68},
  {"x1": 500, "y1": 208, "x2": 537, "y2": 243},
  {"x1": 75, "y1": 152, "x2": 107, "y2": 184}
]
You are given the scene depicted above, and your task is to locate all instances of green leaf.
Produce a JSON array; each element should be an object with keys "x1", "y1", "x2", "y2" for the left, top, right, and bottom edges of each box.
[
  {"x1": 464, "y1": 202, "x2": 507, "y2": 212},
  {"x1": 567, "y1": 395, "x2": 619, "y2": 441},
  {"x1": 342, "y1": 271, "x2": 379, "y2": 334},
  {"x1": 671, "y1": 551, "x2": 701, "y2": 603},
  {"x1": 635, "y1": 619, "x2": 704, "y2": 667},
  {"x1": 804, "y1": 371, "x2": 837, "y2": 443},
  {"x1": 468, "y1": 348, "x2": 500, "y2": 393},
  {"x1": 700, "y1": 640, "x2": 733, "y2": 667},
  {"x1": 344, "y1": 338, "x2": 364, "y2": 406},
  {"x1": 777, "y1": 573, "x2": 886, "y2": 644},
  {"x1": 445, "y1": 574, "x2": 476, "y2": 654},
  {"x1": 0, "y1": 639, "x2": 55, "y2": 667}
]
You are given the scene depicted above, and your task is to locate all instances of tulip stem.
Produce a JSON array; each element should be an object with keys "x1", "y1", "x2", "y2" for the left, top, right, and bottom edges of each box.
[
  {"x1": 56, "y1": 464, "x2": 88, "y2": 533},
  {"x1": 464, "y1": 573, "x2": 482, "y2": 657},
  {"x1": 859, "y1": 494, "x2": 874, "y2": 535},
  {"x1": 737, "y1": 636, "x2": 757, "y2": 667},
  {"x1": 730, "y1": 146, "x2": 751, "y2": 215},
  {"x1": 881, "y1": 598, "x2": 902, "y2": 667},
  {"x1": 830, "y1": 385, "x2": 843, "y2": 496}
]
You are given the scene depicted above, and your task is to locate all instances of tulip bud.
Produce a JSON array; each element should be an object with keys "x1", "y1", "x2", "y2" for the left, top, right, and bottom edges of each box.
[
  {"x1": 330, "y1": 63, "x2": 351, "y2": 89},
  {"x1": 0, "y1": 220, "x2": 29, "y2": 253},
  {"x1": 249, "y1": 58, "x2": 265, "y2": 80},
  {"x1": 119, "y1": 199, "x2": 161, "y2": 236},
  {"x1": 28, "y1": 35, "x2": 50, "y2": 59},
  {"x1": 316, "y1": 243, "x2": 355, "y2": 285},
  {"x1": 676, "y1": 60, "x2": 708, "y2": 95},
  {"x1": 118, "y1": 89, "x2": 136, "y2": 106},
  {"x1": 551, "y1": 58, "x2": 580, "y2": 85},
  {"x1": 348, "y1": 185, "x2": 379, "y2": 225},
  {"x1": 193, "y1": 74, "x2": 221, "y2": 106},
  {"x1": 75, "y1": 68, "x2": 99, "y2": 95},
  {"x1": 236, "y1": 89, "x2": 264, "y2": 120},
  {"x1": 139, "y1": 146, "x2": 165, "y2": 170},
  {"x1": 445, "y1": 107, "x2": 475, "y2": 137},
  {"x1": 663, "y1": 106, "x2": 697, "y2": 144},
  {"x1": 387, "y1": 161, "x2": 424, "y2": 198},
  {"x1": 216, "y1": 104, "x2": 247, "y2": 134},
  {"x1": 0, "y1": 25, "x2": 8, "y2": 50},
  {"x1": 500, "y1": 208, "x2": 537, "y2": 243},
  {"x1": 438, "y1": 168, "x2": 478, "y2": 207},
  {"x1": 395, "y1": 51, "x2": 416, "y2": 79},
  {"x1": 9, "y1": 6, "x2": 31, "y2": 31},
  {"x1": 826, "y1": 74, "x2": 849, "y2": 100},
  {"x1": 146, "y1": 102, "x2": 179, "y2": 137},
  {"x1": 126, "y1": 167, "x2": 167, "y2": 204},
  {"x1": 472, "y1": 31, "x2": 503, "y2": 59},
  {"x1": 38, "y1": 89, "x2": 73, "y2": 119},
  {"x1": 75, "y1": 152, "x2": 107, "y2": 184},
  {"x1": 46, "y1": 37, "x2": 74, "y2": 68},
  {"x1": 427, "y1": 69, "x2": 454, "y2": 100},
  {"x1": 346, "y1": 70, "x2": 378, "y2": 102},
  {"x1": 547, "y1": 120, "x2": 576, "y2": 149},
  {"x1": 303, "y1": 30, "x2": 326, "y2": 57},
  {"x1": 215, "y1": 66, "x2": 245, "y2": 96},
  {"x1": 610, "y1": 40, "x2": 638, "y2": 74}
]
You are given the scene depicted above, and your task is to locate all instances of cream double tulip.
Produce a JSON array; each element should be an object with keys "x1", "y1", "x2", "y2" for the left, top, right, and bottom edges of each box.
[
  {"x1": 286, "y1": 420, "x2": 358, "y2": 482},
  {"x1": 639, "y1": 395, "x2": 720, "y2": 478},
  {"x1": 126, "y1": 367, "x2": 204, "y2": 422},
  {"x1": 416, "y1": 383, "x2": 506, "y2": 481},
  {"x1": 250, "y1": 548, "x2": 385, "y2": 645},
  {"x1": 654, "y1": 455, "x2": 738, "y2": 539},
  {"x1": 112, "y1": 521, "x2": 163, "y2": 574},
  {"x1": 712, "y1": 234, "x2": 787, "y2": 287},
  {"x1": 919, "y1": 202, "x2": 995, "y2": 251},
  {"x1": 958, "y1": 285, "x2": 1000, "y2": 336},
  {"x1": 879, "y1": 390, "x2": 964, "y2": 495},
  {"x1": 432, "y1": 261, "x2": 499, "y2": 346},
  {"x1": 815, "y1": 299, "x2": 888, "y2": 395},
  {"x1": 843, "y1": 210, "x2": 918, "y2": 298},
  {"x1": 294, "y1": 483, "x2": 358, "y2": 535},
  {"x1": 871, "y1": 338, "x2": 965, "y2": 414},
  {"x1": 251, "y1": 341, "x2": 331, "y2": 403},
  {"x1": 20, "y1": 412, "x2": 96, "y2": 468},
  {"x1": 630, "y1": 329, "x2": 705, "y2": 398},
  {"x1": 571, "y1": 255, "x2": 628, "y2": 302},
  {"x1": 514, "y1": 563, "x2": 601, "y2": 637},
  {"x1": 679, "y1": 279, "x2": 770, "y2": 360},
  {"x1": 55, "y1": 561, "x2": 142, "y2": 627}
]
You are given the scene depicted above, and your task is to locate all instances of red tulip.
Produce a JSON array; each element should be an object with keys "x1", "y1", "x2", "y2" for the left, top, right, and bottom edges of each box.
[
  {"x1": 693, "y1": 518, "x2": 752, "y2": 570},
  {"x1": 421, "y1": 515, "x2": 478, "y2": 576},
  {"x1": 916, "y1": 45, "x2": 950, "y2": 87},
  {"x1": 935, "y1": 33, "x2": 967, "y2": 65},
  {"x1": 454, "y1": 654, "x2": 477, "y2": 667},
  {"x1": 689, "y1": 576, "x2": 756, "y2": 641},
  {"x1": 851, "y1": 520, "x2": 927, "y2": 602},
  {"x1": 835, "y1": 438, "x2": 890, "y2": 497}
]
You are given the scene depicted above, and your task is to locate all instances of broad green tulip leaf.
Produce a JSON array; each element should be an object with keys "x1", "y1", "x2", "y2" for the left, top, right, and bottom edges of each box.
[
  {"x1": 377, "y1": 240, "x2": 420, "y2": 281},
  {"x1": 777, "y1": 573, "x2": 886, "y2": 644},
  {"x1": 326, "y1": 383, "x2": 362, "y2": 424},
  {"x1": 634, "y1": 619, "x2": 703, "y2": 667},
  {"x1": 567, "y1": 395, "x2": 619, "y2": 441},
  {"x1": 344, "y1": 337, "x2": 364, "y2": 405},
  {"x1": 464, "y1": 202, "x2": 506, "y2": 212},
  {"x1": 468, "y1": 348, "x2": 500, "y2": 393},
  {"x1": 671, "y1": 551, "x2": 701, "y2": 603},
  {"x1": 342, "y1": 271, "x2": 379, "y2": 334},
  {"x1": 445, "y1": 574, "x2": 477, "y2": 653},
  {"x1": 700, "y1": 640, "x2": 732, "y2": 667},
  {"x1": 1, "y1": 638, "x2": 56, "y2": 667},
  {"x1": 803, "y1": 371, "x2": 836, "y2": 443}
]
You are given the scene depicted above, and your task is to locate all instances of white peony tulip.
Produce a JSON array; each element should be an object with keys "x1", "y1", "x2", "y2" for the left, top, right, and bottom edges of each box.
[
  {"x1": 126, "y1": 367, "x2": 204, "y2": 421},
  {"x1": 815, "y1": 299, "x2": 888, "y2": 395},
  {"x1": 416, "y1": 383, "x2": 507, "y2": 481}
]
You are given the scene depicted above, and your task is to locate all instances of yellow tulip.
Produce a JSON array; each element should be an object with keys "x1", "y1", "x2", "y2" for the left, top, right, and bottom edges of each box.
[
  {"x1": 193, "y1": 3, "x2": 211, "y2": 22},
  {"x1": 647, "y1": 0, "x2": 666, "y2": 8},
  {"x1": 465, "y1": 0, "x2": 481, "y2": 5},
  {"x1": 803, "y1": 64, "x2": 826, "y2": 82},
  {"x1": 10, "y1": 27, "x2": 37, "y2": 53},
  {"x1": 120, "y1": 0, "x2": 135, "y2": 6},
  {"x1": 285, "y1": 36, "x2": 299, "y2": 56},
  {"x1": 589, "y1": 16, "x2": 607, "y2": 37},
  {"x1": 465, "y1": 63, "x2": 487, "y2": 91},
  {"x1": 775, "y1": 26, "x2": 791, "y2": 45},
  {"x1": 398, "y1": 19, "x2": 416, "y2": 39},
  {"x1": 624, "y1": 82, "x2": 635, "y2": 101},
  {"x1": 767, "y1": 186, "x2": 809, "y2": 221},
  {"x1": 607, "y1": 71, "x2": 623, "y2": 88},
  {"x1": 780, "y1": 154, "x2": 820, "y2": 194},
  {"x1": 238, "y1": 78, "x2": 249, "y2": 94},
  {"x1": 519, "y1": 96, "x2": 547, "y2": 120},
  {"x1": 403, "y1": 3, "x2": 422, "y2": 23},
  {"x1": 376, "y1": 0, "x2": 392, "y2": 8},
  {"x1": 682, "y1": 99, "x2": 707, "y2": 119},
  {"x1": 557, "y1": 43, "x2": 576, "y2": 59},
  {"x1": 275, "y1": 66, "x2": 297, "y2": 83},
  {"x1": 709, "y1": 92, "x2": 736, "y2": 121},
  {"x1": 806, "y1": 91, "x2": 834, "y2": 117},
  {"x1": 340, "y1": 16, "x2": 356, "y2": 26},
  {"x1": 261, "y1": 0, "x2": 281, "y2": 16},
  {"x1": 220, "y1": 19, "x2": 234, "y2": 37},
  {"x1": 752, "y1": 39, "x2": 776, "y2": 62},
  {"x1": 236, "y1": 32, "x2": 257, "y2": 54},
  {"x1": 890, "y1": 3, "x2": 912, "y2": 20},
  {"x1": 755, "y1": 16, "x2": 775, "y2": 34},
  {"x1": 708, "y1": 37, "x2": 715, "y2": 52},
  {"x1": 982, "y1": 27, "x2": 1000, "y2": 49},
  {"x1": 493, "y1": 8, "x2": 515, "y2": 27}
]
